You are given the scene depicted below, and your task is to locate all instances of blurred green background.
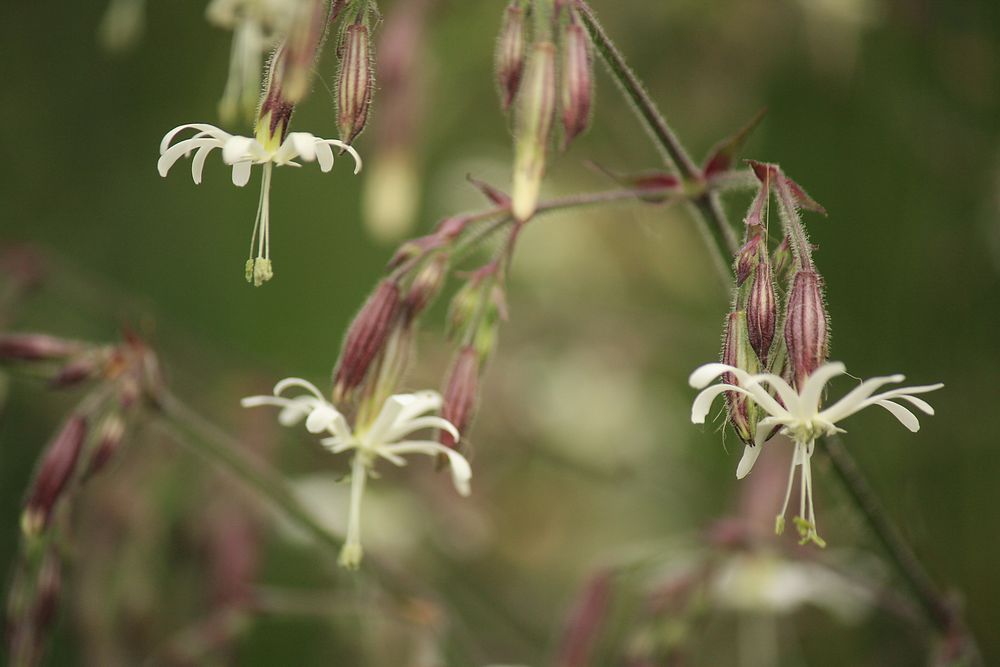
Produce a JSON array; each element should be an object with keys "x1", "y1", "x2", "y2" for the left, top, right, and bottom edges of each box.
[{"x1": 1, "y1": 0, "x2": 999, "y2": 664}]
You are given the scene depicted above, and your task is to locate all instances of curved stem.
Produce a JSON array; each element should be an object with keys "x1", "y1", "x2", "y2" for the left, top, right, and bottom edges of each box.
[
  {"x1": 155, "y1": 390, "x2": 343, "y2": 553},
  {"x1": 577, "y1": 1, "x2": 738, "y2": 284},
  {"x1": 577, "y1": 2, "x2": 980, "y2": 659},
  {"x1": 821, "y1": 436, "x2": 982, "y2": 664}
]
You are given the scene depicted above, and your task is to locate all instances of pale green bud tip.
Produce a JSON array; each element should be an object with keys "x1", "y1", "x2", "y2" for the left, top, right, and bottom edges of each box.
[
  {"x1": 774, "y1": 514, "x2": 785, "y2": 536},
  {"x1": 246, "y1": 258, "x2": 274, "y2": 287},
  {"x1": 338, "y1": 543, "x2": 363, "y2": 570},
  {"x1": 511, "y1": 169, "x2": 542, "y2": 221}
]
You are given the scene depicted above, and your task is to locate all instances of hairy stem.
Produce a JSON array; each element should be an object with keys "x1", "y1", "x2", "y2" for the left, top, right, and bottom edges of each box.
[
  {"x1": 578, "y1": 1, "x2": 979, "y2": 657},
  {"x1": 821, "y1": 436, "x2": 981, "y2": 663},
  {"x1": 576, "y1": 1, "x2": 738, "y2": 282}
]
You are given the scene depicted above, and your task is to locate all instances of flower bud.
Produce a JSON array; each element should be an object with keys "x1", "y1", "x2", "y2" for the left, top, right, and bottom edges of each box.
[
  {"x1": 85, "y1": 414, "x2": 126, "y2": 478},
  {"x1": 32, "y1": 551, "x2": 61, "y2": 633},
  {"x1": 495, "y1": 3, "x2": 527, "y2": 111},
  {"x1": 0, "y1": 334, "x2": 81, "y2": 362},
  {"x1": 281, "y1": 0, "x2": 330, "y2": 103},
  {"x1": 22, "y1": 416, "x2": 87, "y2": 536},
  {"x1": 49, "y1": 357, "x2": 100, "y2": 389},
  {"x1": 337, "y1": 22, "x2": 373, "y2": 145},
  {"x1": 255, "y1": 47, "x2": 296, "y2": 152},
  {"x1": 746, "y1": 262, "x2": 776, "y2": 365},
  {"x1": 734, "y1": 234, "x2": 762, "y2": 287},
  {"x1": 403, "y1": 254, "x2": 448, "y2": 325},
  {"x1": 511, "y1": 42, "x2": 557, "y2": 222},
  {"x1": 446, "y1": 280, "x2": 481, "y2": 341},
  {"x1": 721, "y1": 311, "x2": 759, "y2": 445},
  {"x1": 440, "y1": 346, "x2": 480, "y2": 448},
  {"x1": 771, "y1": 236, "x2": 793, "y2": 281},
  {"x1": 784, "y1": 270, "x2": 829, "y2": 389},
  {"x1": 559, "y1": 11, "x2": 593, "y2": 148},
  {"x1": 333, "y1": 280, "x2": 402, "y2": 402}
]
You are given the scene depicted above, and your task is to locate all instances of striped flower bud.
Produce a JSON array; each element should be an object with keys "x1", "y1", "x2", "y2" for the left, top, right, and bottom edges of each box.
[
  {"x1": 511, "y1": 42, "x2": 557, "y2": 222},
  {"x1": 0, "y1": 334, "x2": 81, "y2": 362},
  {"x1": 49, "y1": 357, "x2": 101, "y2": 389},
  {"x1": 559, "y1": 10, "x2": 593, "y2": 148},
  {"x1": 22, "y1": 416, "x2": 87, "y2": 536},
  {"x1": 333, "y1": 280, "x2": 402, "y2": 402},
  {"x1": 495, "y1": 3, "x2": 527, "y2": 111},
  {"x1": 784, "y1": 270, "x2": 829, "y2": 389},
  {"x1": 440, "y1": 346, "x2": 480, "y2": 448},
  {"x1": 722, "y1": 311, "x2": 759, "y2": 445},
  {"x1": 85, "y1": 414, "x2": 126, "y2": 478},
  {"x1": 255, "y1": 47, "x2": 296, "y2": 153},
  {"x1": 746, "y1": 261, "x2": 777, "y2": 365},
  {"x1": 402, "y1": 254, "x2": 448, "y2": 325},
  {"x1": 337, "y1": 22, "x2": 373, "y2": 145},
  {"x1": 734, "y1": 234, "x2": 762, "y2": 287}
]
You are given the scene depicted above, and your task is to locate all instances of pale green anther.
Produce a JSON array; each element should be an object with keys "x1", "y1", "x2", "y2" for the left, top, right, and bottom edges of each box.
[
  {"x1": 775, "y1": 514, "x2": 785, "y2": 536},
  {"x1": 794, "y1": 516, "x2": 827, "y2": 548},
  {"x1": 247, "y1": 258, "x2": 273, "y2": 287}
]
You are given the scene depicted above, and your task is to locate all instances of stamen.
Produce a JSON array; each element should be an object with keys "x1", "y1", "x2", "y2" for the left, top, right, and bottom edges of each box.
[{"x1": 338, "y1": 453, "x2": 368, "y2": 569}]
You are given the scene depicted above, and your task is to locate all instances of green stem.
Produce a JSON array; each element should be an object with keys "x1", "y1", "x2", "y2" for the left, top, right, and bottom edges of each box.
[
  {"x1": 821, "y1": 436, "x2": 982, "y2": 664},
  {"x1": 155, "y1": 391, "x2": 343, "y2": 553},
  {"x1": 578, "y1": 2, "x2": 980, "y2": 659},
  {"x1": 576, "y1": 1, "x2": 738, "y2": 284}
]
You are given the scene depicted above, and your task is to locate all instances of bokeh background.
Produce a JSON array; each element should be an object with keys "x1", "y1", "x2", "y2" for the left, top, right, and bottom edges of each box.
[{"x1": 1, "y1": 0, "x2": 998, "y2": 664}]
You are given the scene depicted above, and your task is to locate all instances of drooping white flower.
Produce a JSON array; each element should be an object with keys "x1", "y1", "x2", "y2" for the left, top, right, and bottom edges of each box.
[
  {"x1": 158, "y1": 123, "x2": 361, "y2": 286},
  {"x1": 241, "y1": 378, "x2": 471, "y2": 568},
  {"x1": 689, "y1": 361, "x2": 942, "y2": 546}
]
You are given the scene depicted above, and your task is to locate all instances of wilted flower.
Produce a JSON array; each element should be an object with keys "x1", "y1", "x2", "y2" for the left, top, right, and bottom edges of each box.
[
  {"x1": 242, "y1": 378, "x2": 471, "y2": 568},
  {"x1": 158, "y1": 123, "x2": 361, "y2": 286},
  {"x1": 690, "y1": 361, "x2": 942, "y2": 546}
]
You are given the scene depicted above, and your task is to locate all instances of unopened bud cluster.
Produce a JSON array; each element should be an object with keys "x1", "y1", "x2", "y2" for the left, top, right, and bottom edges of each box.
[
  {"x1": 716, "y1": 168, "x2": 830, "y2": 444},
  {"x1": 0, "y1": 332, "x2": 158, "y2": 539},
  {"x1": 498, "y1": 0, "x2": 595, "y2": 221}
]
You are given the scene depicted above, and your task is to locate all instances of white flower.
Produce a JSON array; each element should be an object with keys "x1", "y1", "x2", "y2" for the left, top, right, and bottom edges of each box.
[
  {"x1": 158, "y1": 123, "x2": 362, "y2": 286},
  {"x1": 241, "y1": 377, "x2": 471, "y2": 568},
  {"x1": 689, "y1": 361, "x2": 942, "y2": 546}
]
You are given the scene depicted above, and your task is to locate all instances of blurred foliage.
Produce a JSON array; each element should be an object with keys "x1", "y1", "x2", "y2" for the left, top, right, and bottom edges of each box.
[{"x1": 1, "y1": 0, "x2": 998, "y2": 664}]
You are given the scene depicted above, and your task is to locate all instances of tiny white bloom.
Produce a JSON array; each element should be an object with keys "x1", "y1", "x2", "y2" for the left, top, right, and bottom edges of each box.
[
  {"x1": 689, "y1": 361, "x2": 942, "y2": 546},
  {"x1": 242, "y1": 378, "x2": 470, "y2": 568},
  {"x1": 158, "y1": 123, "x2": 362, "y2": 286}
]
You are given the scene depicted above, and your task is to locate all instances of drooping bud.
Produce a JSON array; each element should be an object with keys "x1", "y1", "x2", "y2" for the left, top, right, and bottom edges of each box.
[
  {"x1": 511, "y1": 42, "x2": 557, "y2": 222},
  {"x1": 333, "y1": 280, "x2": 402, "y2": 403},
  {"x1": 746, "y1": 261, "x2": 777, "y2": 365},
  {"x1": 721, "y1": 311, "x2": 759, "y2": 445},
  {"x1": 784, "y1": 271, "x2": 829, "y2": 389},
  {"x1": 337, "y1": 21, "x2": 373, "y2": 145},
  {"x1": 281, "y1": 0, "x2": 330, "y2": 104},
  {"x1": 22, "y1": 416, "x2": 88, "y2": 536},
  {"x1": 495, "y1": 3, "x2": 527, "y2": 111},
  {"x1": 440, "y1": 346, "x2": 480, "y2": 448},
  {"x1": 559, "y1": 9, "x2": 593, "y2": 148},
  {"x1": 0, "y1": 334, "x2": 82, "y2": 362},
  {"x1": 85, "y1": 414, "x2": 126, "y2": 478},
  {"x1": 402, "y1": 255, "x2": 448, "y2": 325}
]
